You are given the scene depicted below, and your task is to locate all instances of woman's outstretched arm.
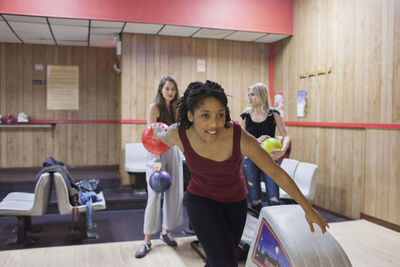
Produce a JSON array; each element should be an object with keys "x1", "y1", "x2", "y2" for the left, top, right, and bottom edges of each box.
[{"x1": 240, "y1": 128, "x2": 328, "y2": 233}]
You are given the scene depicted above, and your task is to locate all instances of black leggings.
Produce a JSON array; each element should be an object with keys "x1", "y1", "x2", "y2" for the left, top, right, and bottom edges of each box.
[{"x1": 186, "y1": 192, "x2": 248, "y2": 267}]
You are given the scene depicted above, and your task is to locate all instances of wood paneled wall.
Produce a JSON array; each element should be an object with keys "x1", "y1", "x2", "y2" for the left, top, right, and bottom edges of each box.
[
  {"x1": 0, "y1": 43, "x2": 120, "y2": 169},
  {"x1": 364, "y1": 130, "x2": 400, "y2": 225},
  {"x1": 120, "y1": 34, "x2": 269, "y2": 185},
  {"x1": 274, "y1": 0, "x2": 400, "y2": 224},
  {"x1": 3, "y1": 0, "x2": 397, "y2": 226}
]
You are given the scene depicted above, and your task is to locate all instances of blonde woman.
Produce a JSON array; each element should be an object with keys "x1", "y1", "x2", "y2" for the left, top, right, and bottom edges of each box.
[{"x1": 239, "y1": 82, "x2": 290, "y2": 212}]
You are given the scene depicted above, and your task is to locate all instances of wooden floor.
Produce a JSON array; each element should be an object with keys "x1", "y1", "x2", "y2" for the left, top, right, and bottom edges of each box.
[
  {"x1": 0, "y1": 220, "x2": 399, "y2": 267},
  {"x1": 327, "y1": 219, "x2": 400, "y2": 267}
]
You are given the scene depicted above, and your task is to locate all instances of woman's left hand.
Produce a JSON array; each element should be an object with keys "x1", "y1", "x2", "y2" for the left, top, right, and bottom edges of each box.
[
  {"x1": 305, "y1": 207, "x2": 329, "y2": 233},
  {"x1": 257, "y1": 135, "x2": 271, "y2": 143},
  {"x1": 152, "y1": 161, "x2": 162, "y2": 172}
]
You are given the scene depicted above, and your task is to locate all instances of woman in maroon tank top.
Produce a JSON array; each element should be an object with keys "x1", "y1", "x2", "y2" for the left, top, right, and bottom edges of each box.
[{"x1": 152, "y1": 80, "x2": 328, "y2": 267}]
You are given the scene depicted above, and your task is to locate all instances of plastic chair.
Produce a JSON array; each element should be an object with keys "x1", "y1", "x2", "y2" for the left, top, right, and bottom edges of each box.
[
  {"x1": 280, "y1": 162, "x2": 318, "y2": 201},
  {"x1": 278, "y1": 158, "x2": 300, "y2": 199},
  {"x1": 260, "y1": 158, "x2": 299, "y2": 196},
  {"x1": 294, "y1": 162, "x2": 318, "y2": 201},
  {"x1": 53, "y1": 172, "x2": 106, "y2": 239},
  {"x1": 0, "y1": 173, "x2": 52, "y2": 245},
  {"x1": 125, "y1": 142, "x2": 148, "y2": 173}
]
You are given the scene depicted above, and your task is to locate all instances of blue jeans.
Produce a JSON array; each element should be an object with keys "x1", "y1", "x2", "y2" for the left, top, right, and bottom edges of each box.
[
  {"x1": 79, "y1": 191, "x2": 102, "y2": 229},
  {"x1": 242, "y1": 157, "x2": 279, "y2": 211}
]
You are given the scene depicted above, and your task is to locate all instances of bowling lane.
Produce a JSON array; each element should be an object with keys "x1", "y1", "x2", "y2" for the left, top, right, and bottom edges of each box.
[{"x1": 328, "y1": 219, "x2": 400, "y2": 267}]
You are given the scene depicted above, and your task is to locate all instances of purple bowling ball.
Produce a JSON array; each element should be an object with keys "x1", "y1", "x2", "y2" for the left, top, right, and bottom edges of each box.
[{"x1": 149, "y1": 171, "x2": 171, "y2": 193}]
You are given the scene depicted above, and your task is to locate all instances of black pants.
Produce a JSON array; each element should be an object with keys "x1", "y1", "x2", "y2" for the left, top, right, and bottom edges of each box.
[{"x1": 186, "y1": 192, "x2": 248, "y2": 267}]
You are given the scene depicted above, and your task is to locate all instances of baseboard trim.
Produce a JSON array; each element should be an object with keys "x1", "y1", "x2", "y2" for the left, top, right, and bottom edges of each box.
[
  {"x1": 360, "y1": 212, "x2": 400, "y2": 233},
  {"x1": 69, "y1": 165, "x2": 119, "y2": 171},
  {"x1": 311, "y1": 204, "x2": 354, "y2": 221}
]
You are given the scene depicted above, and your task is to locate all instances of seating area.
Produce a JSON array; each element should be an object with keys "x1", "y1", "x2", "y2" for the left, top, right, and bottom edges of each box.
[
  {"x1": 0, "y1": 172, "x2": 106, "y2": 245},
  {"x1": 260, "y1": 158, "x2": 318, "y2": 202},
  {"x1": 125, "y1": 142, "x2": 148, "y2": 174},
  {"x1": 0, "y1": 173, "x2": 52, "y2": 245}
]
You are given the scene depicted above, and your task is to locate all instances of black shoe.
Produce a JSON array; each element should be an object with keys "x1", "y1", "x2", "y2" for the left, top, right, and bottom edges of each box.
[
  {"x1": 160, "y1": 232, "x2": 177, "y2": 247},
  {"x1": 135, "y1": 243, "x2": 151, "y2": 258}
]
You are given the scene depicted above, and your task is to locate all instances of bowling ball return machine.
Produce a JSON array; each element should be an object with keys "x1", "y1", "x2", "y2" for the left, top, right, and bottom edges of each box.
[{"x1": 191, "y1": 205, "x2": 352, "y2": 266}]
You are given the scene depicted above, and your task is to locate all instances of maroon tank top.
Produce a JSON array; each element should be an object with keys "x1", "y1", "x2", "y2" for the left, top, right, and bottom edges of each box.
[{"x1": 178, "y1": 123, "x2": 247, "y2": 202}]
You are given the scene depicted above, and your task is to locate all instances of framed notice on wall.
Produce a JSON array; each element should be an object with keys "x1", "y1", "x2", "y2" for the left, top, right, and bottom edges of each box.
[
  {"x1": 47, "y1": 65, "x2": 79, "y2": 110},
  {"x1": 297, "y1": 90, "x2": 308, "y2": 118}
]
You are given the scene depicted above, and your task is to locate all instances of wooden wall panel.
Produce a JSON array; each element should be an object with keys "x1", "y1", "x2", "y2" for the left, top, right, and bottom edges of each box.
[
  {"x1": 5, "y1": 45, "x2": 19, "y2": 167},
  {"x1": 120, "y1": 34, "x2": 270, "y2": 185},
  {"x1": 107, "y1": 48, "x2": 119, "y2": 165},
  {"x1": 288, "y1": 127, "x2": 365, "y2": 218},
  {"x1": 394, "y1": 0, "x2": 400, "y2": 122},
  {"x1": 364, "y1": 130, "x2": 400, "y2": 225},
  {"x1": 231, "y1": 42, "x2": 242, "y2": 121},
  {"x1": 0, "y1": 43, "x2": 120, "y2": 170},
  {"x1": 70, "y1": 47, "x2": 84, "y2": 166},
  {"x1": 44, "y1": 46, "x2": 55, "y2": 163},
  {"x1": 22, "y1": 45, "x2": 33, "y2": 167},
  {"x1": 274, "y1": 0, "x2": 400, "y2": 223},
  {"x1": 390, "y1": 131, "x2": 400, "y2": 224},
  {"x1": 119, "y1": 34, "x2": 132, "y2": 185}
]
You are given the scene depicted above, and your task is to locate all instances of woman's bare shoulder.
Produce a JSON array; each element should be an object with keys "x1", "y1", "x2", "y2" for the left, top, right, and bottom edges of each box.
[
  {"x1": 148, "y1": 102, "x2": 159, "y2": 111},
  {"x1": 240, "y1": 126, "x2": 260, "y2": 156}
]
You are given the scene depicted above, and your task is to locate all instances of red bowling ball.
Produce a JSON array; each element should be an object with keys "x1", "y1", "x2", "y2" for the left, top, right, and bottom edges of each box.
[{"x1": 141, "y1": 122, "x2": 170, "y2": 154}]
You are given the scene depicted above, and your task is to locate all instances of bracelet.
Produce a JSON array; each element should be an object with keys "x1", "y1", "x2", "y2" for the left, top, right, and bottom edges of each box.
[{"x1": 153, "y1": 159, "x2": 161, "y2": 163}]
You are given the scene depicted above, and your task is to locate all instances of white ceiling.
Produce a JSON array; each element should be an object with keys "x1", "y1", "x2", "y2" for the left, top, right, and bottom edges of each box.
[{"x1": 0, "y1": 14, "x2": 290, "y2": 47}]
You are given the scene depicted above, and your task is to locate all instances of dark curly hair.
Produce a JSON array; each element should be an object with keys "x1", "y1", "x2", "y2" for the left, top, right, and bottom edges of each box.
[
  {"x1": 155, "y1": 76, "x2": 179, "y2": 125},
  {"x1": 177, "y1": 80, "x2": 231, "y2": 129}
]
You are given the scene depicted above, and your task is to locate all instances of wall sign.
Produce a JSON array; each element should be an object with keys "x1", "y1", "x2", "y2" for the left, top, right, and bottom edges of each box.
[
  {"x1": 297, "y1": 90, "x2": 308, "y2": 118},
  {"x1": 47, "y1": 65, "x2": 79, "y2": 110}
]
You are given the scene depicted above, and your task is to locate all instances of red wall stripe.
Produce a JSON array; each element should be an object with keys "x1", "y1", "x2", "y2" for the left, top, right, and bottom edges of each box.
[
  {"x1": 28, "y1": 119, "x2": 147, "y2": 124},
  {"x1": 18, "y1": 120, "x2": 400, "y2": 130},
  {"x1": 0, "y1": 0, "x2": 293, "y2": 34},
  {"x1": 285, "y1": 121, "x2": 400, "y2": 130},
  {"x1": 119, "y1": 119, "x2": 147, "y2": 124}
]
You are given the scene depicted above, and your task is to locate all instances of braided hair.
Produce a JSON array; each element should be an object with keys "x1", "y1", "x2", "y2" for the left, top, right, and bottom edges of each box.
[
  {"x1": 177, "y1": 80, "x2": 231, "y2": 129},
  {"x1": 155, "y1": 76, "x2": 179, "y2": 125}
]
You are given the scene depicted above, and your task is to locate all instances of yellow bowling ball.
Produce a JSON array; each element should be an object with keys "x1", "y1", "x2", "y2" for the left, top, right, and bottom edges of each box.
[{"x1": 260, "y1": 137, "x2": 282, "y2": 155}]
